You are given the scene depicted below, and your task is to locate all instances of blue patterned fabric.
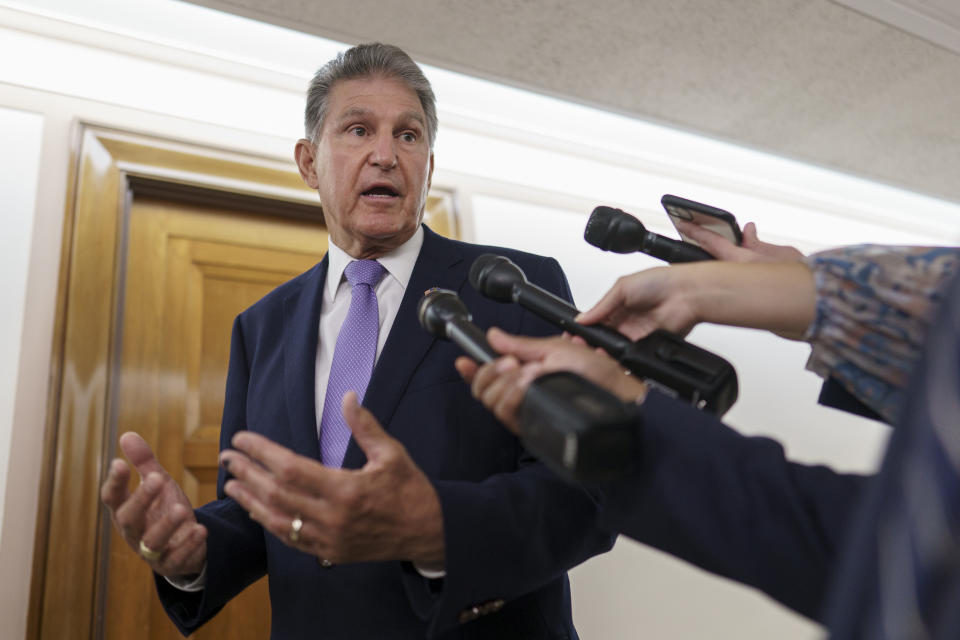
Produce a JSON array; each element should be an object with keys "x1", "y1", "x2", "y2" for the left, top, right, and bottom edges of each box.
[
  {"x1": 804, "y1": 246, "x2": 959, "y2": 424},
  {"x1": 827, "y1": 271, "x2": 960, "y2": 638}
]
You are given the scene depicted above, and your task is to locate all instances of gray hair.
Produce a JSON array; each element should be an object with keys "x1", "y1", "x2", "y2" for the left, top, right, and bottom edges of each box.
[{"x1": 305, "y1": 43, "x2": 438, "y2": 149}]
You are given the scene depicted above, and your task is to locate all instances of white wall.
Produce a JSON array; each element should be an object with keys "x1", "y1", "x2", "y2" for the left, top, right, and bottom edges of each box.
[
  {"x1": 1, "y1": 1, "x2": 958, "y2": 638},
  {"x1": 0, "y1": 106, "x2": 44, "y2": 545}
]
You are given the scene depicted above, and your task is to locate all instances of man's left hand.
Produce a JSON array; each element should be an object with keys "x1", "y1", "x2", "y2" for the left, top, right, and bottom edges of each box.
[{"x1": 219, "y1": 392, "x2": 445, "y2": 570}]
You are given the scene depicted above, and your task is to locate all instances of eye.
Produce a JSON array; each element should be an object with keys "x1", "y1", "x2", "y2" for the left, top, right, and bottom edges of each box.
[
  {"x1": 349, "y1": 125, "x2": 367, "y2": 137},
  {"x1": 399, "y1": 130, "x2": 419, "y2": 143}
]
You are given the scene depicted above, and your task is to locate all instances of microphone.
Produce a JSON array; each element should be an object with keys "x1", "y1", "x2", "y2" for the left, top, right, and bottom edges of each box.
[
  {"x1": 469, "y1": 254, "x2": 634, "y2": 355},
  {"x1": 584, "y1": 206, "x2": 713, "y2": 263},
  {"x1": 417, "y1": 287, "x2": 638, "y2": 484},
  {"x1": 417, "y1": 288, "x2": 499, "y2": 363},
  {"x1": 469, "y1": 254, "x2": 739, "y2": 416}
]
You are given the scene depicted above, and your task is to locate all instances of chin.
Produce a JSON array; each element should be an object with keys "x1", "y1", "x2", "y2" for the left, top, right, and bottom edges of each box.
[{"x1": 360, "y1": 216, "x2": 417, "y2": 239}]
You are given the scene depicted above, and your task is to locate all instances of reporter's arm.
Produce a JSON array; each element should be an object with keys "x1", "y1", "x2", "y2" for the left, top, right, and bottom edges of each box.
[
  {"x1": 601, "y1": 389, "x2": 867, "y2": 621},
  {"x1": 457, "y1": 331, "x2": 864, "y2": 621},
  {"x1": 578, "y1": 260, "x2": 817, "y2": 341}
]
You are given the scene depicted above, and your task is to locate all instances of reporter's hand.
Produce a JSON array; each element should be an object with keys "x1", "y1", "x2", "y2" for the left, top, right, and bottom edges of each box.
[
  {"x1": 455, "y1": 330, "x2": 648, "y2": 435},
  {"x1": 455, "y1": 355, "x2": 528, "y2": 435},
  {"x1": 675, "y1": 219, "x2": 804, "y2": 262},
  {"x1": 579, "y1": 260, "x2": 817, "y2": 341},
  {"x1": 100, "y1": 433, "x2": 207, "y2": 578},
  {"x1": 576, "y1": 266, "x2": 701, "y2": 341}
]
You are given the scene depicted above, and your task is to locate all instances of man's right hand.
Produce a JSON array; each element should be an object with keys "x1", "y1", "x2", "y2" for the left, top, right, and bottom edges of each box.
[{"x1": 100, "y1": 432, "x2": 207, "y2": 578}]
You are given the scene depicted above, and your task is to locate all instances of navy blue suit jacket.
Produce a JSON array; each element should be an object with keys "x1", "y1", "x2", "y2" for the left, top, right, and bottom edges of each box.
[
  {"x1": 157, "y1": 226, "x2": 613, "y2": 639},
  {"x1": 599, "y1": 390, "x2": 869, "y2": 621}
]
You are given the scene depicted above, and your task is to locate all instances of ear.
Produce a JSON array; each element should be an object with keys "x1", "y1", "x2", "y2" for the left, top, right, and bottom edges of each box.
[{"x1": 294, "y1": 138, "x2": 320, "y2": 190}]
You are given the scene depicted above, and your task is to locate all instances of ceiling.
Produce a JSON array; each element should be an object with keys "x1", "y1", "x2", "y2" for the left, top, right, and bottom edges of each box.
[{"x1": 184, "y1": 0, "x2": 960, "y2": 205}]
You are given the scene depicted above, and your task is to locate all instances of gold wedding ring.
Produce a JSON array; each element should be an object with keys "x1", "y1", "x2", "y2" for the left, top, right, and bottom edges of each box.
[
  {"x1": 139, "y1": 539, "x2": 162, "y2": 562},
  {"x1": 289, "y1": 516, "x2": 303, "y2": 543}
]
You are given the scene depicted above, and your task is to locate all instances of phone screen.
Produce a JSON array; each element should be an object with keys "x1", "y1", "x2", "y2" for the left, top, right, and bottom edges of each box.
[{"x1": 661, "y1": 194, "x2": 742, "y2": 246}]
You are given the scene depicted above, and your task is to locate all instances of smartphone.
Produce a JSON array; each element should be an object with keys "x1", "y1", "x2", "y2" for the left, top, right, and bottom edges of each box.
[{"x1": 661, "y1": 194, "x2": 742, "y2": 246}]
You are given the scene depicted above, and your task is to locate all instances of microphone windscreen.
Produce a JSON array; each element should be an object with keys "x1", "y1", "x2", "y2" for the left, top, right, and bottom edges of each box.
[
  {"x1": 469, "y1": 254, "x2": 523, "y2": 302},
  {"x1": 418, "y1": 288, "x2": 470, "y2": 337},
  {"x1": 584, "y1": 207, "x2": 648, "y2": 253}
]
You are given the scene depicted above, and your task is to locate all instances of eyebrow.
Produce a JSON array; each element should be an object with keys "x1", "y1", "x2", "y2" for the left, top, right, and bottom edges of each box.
[{"x1": 337, "y1": 106, "x2": 425, "y2": 128}]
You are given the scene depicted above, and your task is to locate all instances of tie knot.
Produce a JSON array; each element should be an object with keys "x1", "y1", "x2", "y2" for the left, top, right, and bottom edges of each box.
[{"x1": 344, "y1": 260, "x2": 386, "y2": 288}]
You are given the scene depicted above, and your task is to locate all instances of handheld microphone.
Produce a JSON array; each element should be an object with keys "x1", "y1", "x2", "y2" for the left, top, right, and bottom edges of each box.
[
  {"x1": 584, "y1": 206, "x2": 713, "y2": 263},
  {"x1": 417, "y1": 288, "x2": 499, "y2": 363},
  {"x1": 469, "y1": 254, "x2": 634, "y2": 355},
  {"x1": 469, "y1": 255, "x2": 739, "y2": 416},
  {"x1": 417, "y1": 288, "x2": 638, "y2": 484}
]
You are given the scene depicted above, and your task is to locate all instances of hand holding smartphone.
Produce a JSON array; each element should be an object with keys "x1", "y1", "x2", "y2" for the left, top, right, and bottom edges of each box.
[{"x1": 661, "y1": 194, "x2": 742, "y2": 246}]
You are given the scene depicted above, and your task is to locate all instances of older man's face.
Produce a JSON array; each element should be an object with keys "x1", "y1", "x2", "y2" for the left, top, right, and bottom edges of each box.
[{"x1": 295, "y1": 75, "x2": 434, "y2": 259}]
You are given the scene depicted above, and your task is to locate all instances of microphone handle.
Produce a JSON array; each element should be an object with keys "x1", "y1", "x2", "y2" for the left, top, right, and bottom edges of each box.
[
  {"x1": 512, "y1": 285, "x2": 633, "y2": 357},
  {"x1": 447, "y1": 317, "x2": 499, "y2": 363},
  {"x1": 642, "y1": 234, "x2": 714, "y2": 263}
]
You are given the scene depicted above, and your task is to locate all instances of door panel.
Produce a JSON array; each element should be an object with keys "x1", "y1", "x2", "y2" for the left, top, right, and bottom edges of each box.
[{"x1": 103, "y1": 198, "x2": 327, "y2": 639}]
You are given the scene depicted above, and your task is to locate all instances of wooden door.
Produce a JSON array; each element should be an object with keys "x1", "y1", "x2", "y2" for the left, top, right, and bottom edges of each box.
[
  {"x1": 30, "y1": 127, "x2": 457, "y2": 640},
  {"x1": 102, "y1": 197, "x2": 327, "y2": 639}
]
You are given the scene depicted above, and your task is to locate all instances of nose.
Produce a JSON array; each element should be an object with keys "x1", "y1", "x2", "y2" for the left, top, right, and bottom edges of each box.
[{"x1": 369, "y1": 132, "x2": 398, "y2": 170}]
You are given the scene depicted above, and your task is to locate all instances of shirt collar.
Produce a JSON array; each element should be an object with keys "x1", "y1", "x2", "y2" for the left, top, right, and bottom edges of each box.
[{"x1": 324, "y1": 225, "x2": 424, "y2": 301}]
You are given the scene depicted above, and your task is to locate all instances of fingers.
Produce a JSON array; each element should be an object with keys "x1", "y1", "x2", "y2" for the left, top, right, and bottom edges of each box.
[
  {"x1": 674, "y1": 219, "x2": 745, "y2": 260},
  {"x1": 458, "y1": 355, "x2": 527, "y2": 434},
  {"x1": 454, "y1": 356, "x2": 479, "y2": 383},
  {"x1": 469, "y1": 356, "x2": 532, "y2": 434},
  {"x1": 224, "y1": 475, "x2": 302, "y2": 536},
  {"x1": 113, "y1": 472, "x2": 164, "y2": 541},
  {"x1": 220, "y1": 446, "x2": 325, "y2": 518},
  {"x1": 740, "y1": 222, "x2": 761, "y2": 248},
  {"x1": 741, "y1": 222, "x2": 805, "y2": 261},
  {"x1": 229, "y1": 431, "x2": 330, "y2": 492},
  {"x1": 101, "y1": 458, "x2": 132, "y2": 511},
  {"x1": 138, "y1": 501, "x2": 191, "y2": 565},
  {"x1": 341, "y1": 392, "x2": 396, "y2": 462},
  {"x1": 157, "y1": 523, "x2": 207, "y2": 577},
  {"x1": 577, "y1": 283, "x2": 627, "y2": 326},
  {"x1": 118, "y1": 431, "x2": 167, "y2": 480},
  {"x1": 486, "y1": 328, "x2": 560, "y2": 363}
]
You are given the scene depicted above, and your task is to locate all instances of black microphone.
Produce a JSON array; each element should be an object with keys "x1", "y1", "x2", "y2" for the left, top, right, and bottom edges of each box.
[
  {"x1": 417, "y1": 287, "x2": 638, "y2": 484},
  {"x1": 469, "y1": 254, "x2": 634, "y2": 356},
  {"x1": 585, "y1": 206, "x2": 713, "y2": 263},
  {"x1": 469, "y1": 254, "x2": 739, "y2": 416},
  {"x1": 417, "y1": 288, "x2": 499, "y2": 363}
]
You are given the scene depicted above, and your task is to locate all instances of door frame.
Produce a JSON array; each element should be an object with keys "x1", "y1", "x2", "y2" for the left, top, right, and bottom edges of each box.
[{"x1": 28, "y1": 124, "x2": 458, "y2": 640}]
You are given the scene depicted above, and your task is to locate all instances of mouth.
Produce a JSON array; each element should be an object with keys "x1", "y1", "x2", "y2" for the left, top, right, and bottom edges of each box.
[{"x1": 361, "y1": 184, "x2": 401, "y2": 199}]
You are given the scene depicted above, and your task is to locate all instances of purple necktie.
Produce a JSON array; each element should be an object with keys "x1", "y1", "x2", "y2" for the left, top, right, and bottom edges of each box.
[{"x1": 319, "y1": 259, "x2": 386, "y2": 467}]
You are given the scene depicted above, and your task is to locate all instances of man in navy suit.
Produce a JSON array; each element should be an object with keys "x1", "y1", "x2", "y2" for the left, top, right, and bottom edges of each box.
[{"x1": 100, "y1": 43, "x2": 611, "y2": 638}]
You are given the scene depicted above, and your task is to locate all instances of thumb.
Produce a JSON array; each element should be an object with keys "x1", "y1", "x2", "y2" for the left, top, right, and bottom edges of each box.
[
  {"x1": 341, "y1": 392, "x2": 393, "y2": 461},
  {"x1": 118, "y1": 431, "x2": 167, "y2": 480},
  {"x1": 740, "y1": 222, "x2": 760, "y2": 248}
]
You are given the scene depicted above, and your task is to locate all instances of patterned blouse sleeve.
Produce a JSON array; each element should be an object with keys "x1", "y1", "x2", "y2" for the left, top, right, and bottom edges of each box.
[{"x1": 803, "y1": 245, "x2": 959, "y2": 424}]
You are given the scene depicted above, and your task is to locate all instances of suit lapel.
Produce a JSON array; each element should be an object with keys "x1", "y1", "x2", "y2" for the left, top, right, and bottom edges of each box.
[
  {"x1": 282, "y1": 257, "x2": 328, "y2": 461},
  {"x1": 341, "y1": 227, "x2": 464, "y2": 469}
]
